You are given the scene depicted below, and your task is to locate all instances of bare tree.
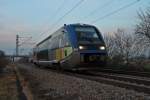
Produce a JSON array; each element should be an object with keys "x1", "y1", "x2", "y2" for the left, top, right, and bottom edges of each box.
[
  {"x1": 103, "y1": 33, "x2": 115, "y2": 58},
  {"x1": 135, "y1": 8, "x2": 150, "y2": 45},
  {"x1": 104, "y1": 29, "x2": 144, "y2": 65}
]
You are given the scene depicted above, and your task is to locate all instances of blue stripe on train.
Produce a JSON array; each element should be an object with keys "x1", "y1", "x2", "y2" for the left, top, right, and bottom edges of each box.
[{"x1": 65, "y1": 25, "x2": 78, "y2": 48}]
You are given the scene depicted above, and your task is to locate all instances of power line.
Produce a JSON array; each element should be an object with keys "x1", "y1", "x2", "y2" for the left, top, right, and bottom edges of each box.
[
  {"x1": 83, "y1": 0, "x2": 115, "y2": 20},
  {"x1": 40, "y1": 0, "x2": 66, "y2": 31},
  {"x1": 29, "y1": 0, "x2": 66, "y2": 46},
  {"x1": 39, "y1": 0, "x2": 84, "y2": 37},
  {"x1": 90, "y1": 0, "x2": 140, "y2": 24},
  {"x1": 16, "y1": 35, "x2": 33, "y2": 56},
  {"x1": 19, "y1": 38, "x2": 35, "y2": 46},
  {"x1": 19, "y1": 36, "x2": 32, "y2": 46}
]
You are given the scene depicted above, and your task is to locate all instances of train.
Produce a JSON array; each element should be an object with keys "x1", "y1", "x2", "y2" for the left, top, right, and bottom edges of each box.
[{"x1": 33, "y1": 23, "x2": 108, "y2": 70}]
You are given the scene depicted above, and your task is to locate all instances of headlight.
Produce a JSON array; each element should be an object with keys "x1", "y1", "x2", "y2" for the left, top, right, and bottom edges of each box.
[
  {"x1": 99, "y1": 46, "x2": 105, "y2": 50},
  {"x1": 79, "y1": 45, "x2": 84, "y2": 50}
]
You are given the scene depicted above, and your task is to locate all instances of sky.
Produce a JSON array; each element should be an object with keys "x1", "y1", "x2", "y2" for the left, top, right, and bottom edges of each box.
[{"x1": 0, "y1": 0, "x2": 149, "y2": 55}]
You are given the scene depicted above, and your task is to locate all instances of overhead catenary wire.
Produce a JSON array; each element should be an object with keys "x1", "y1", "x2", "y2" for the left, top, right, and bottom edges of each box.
[
  {"x1": 90, "y1": 0, "x2": 140, "y2": 24},
  {"x1": 40, "y1": 0, "x2": 66, "y2": 31},
  {"x1": 28, "y1": 0, "x2": 66, "y2": 46},
  {"x1": 16, "y1": 35, "x2": 33, "y2": 47},
  {"x1": 19, "y1": 37, "x2": 32, "y2": 46},
  {"x1": 32, "y1": 0, "x2": 66, "y2": 41},
  {"x1": 39, "y1": 0, "x2": 84, "y2": 37},
  {"x1": 31, "y1": 0, "x2": 84, "y2": 47},
  {"x1": 83, "y1": 0, "x2": 115, "y2": 20}
]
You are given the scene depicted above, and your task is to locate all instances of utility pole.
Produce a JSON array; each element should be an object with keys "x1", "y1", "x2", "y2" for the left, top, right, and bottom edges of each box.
[
  {"x1": 15, "y1": 34, "x2": 33, "y2": 56},
  {"x1": 16, "y1": 35, "x2": 19, "y2": 56}
]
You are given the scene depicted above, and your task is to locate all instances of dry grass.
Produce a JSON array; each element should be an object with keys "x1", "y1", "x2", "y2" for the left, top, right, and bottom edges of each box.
[{"x1": 0, "y1": 66, "x2": 19, "y2": 100}]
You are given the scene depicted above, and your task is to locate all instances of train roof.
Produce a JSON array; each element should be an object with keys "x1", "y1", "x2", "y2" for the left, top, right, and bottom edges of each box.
[
  {"x1": 36, "y1": 35, "x2": 51, "y2": 46},
  {"x1": 66, "y1": 23, "x2": 95, "y2": 27},
  {"x1": 35, "y1": 23, "x2": 96, "y2": 46},
  {"x1": 36, "y1": 26, "x2": 64, "y2": 46}
]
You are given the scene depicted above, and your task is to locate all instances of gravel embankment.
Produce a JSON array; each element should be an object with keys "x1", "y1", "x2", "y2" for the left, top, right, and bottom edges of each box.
[{"x1": 17, "y1": 63, "x2": 150, "y2": 100}]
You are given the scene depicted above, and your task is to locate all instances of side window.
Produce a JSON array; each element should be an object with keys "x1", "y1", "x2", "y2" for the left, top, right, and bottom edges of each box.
[
  {"x1": 49, "y1": 38, "x2": 52, "y2": 49},
  {"x1": 51, "y1": 37, "x2": 56, "y2": 49},
  {"x1": 51, "y1": 36, "x2": 59, "y2": 49},
  {"x1": 61, "y1": 31, "x2": 70, "y2": 47},
  {"x1": 49, "y1": 29, "x2": 71, "y2": 49},
  {"x1": 59, "y1": 35, "x2": 62, "y2": 48},
  {"x1": 55, "y1": 36, "x2": 59, "y2": 48},
  {"x1": 50, "y1": 37, "x2": 54, "y2": 49}
]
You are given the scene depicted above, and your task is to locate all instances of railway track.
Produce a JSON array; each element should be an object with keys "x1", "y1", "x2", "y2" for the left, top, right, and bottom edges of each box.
[
  {"x1": 23, "y1": 63, "x2": 150, "y2": 94},
  {"x1": 87, "y1": 71, "x2": 150, "y2": 86},
  {"x1": 44, "y1": 68, "x2": 150, "y2": 94},
  {"x1": 52, "y1": 70, "x2": 150, "y2": 94},
  {"x1": 96, "y1": 68, "x2": 150, "y2": 78},
  {"x1": 83, "y1": 71, "x2": 150, "y2": 94}
]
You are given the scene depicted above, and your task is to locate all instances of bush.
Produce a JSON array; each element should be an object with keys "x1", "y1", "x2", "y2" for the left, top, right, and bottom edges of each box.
[
  {"x1": 0, "y1": 58, "x2": 9, "y2": 69},
  {"x1": 0, "y1": 50, "x2": 9, "y2": 71}
]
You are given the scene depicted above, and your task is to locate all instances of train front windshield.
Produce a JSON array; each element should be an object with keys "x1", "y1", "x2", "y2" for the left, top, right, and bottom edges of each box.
[{"x1": 75, "y1": 26, "x2": 102, "y2": 43}]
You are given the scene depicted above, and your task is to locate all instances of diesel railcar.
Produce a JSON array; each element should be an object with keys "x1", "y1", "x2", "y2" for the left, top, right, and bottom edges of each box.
[{"x1": 33, "y1": 23, "x2": 107, "y2": 70}]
